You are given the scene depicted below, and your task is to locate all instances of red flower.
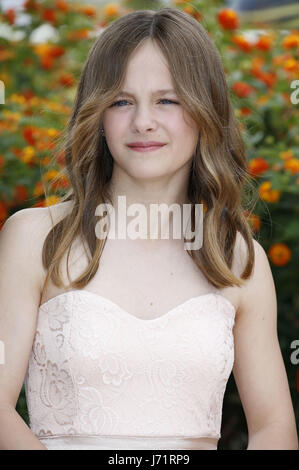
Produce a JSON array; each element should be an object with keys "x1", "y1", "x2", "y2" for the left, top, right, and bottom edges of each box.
[
  {"x1": 248, "y1": 158, "x2": 270, "y2": 177},
  {"x1": 23, "y1": 127, "x2": 36, "y2": 145},
  {"x1": 42, "y1": 8, "x2": 57, "y2": 24},
  {"x1": 58, "y1": 73, "x2": 75, "y2": 87},
  {"x1": 232, "y1": 81, "x2": 254, "y2": 98},
  {"x1": 256, "y1": 35, "x2": 273, "y2": 51},
  {"x1": 48, "y1": 45, "x2": 65, "y2": 58},
  {"x1": 4, "y1": 9, "x2": 16, "y2": 25},
  {"x1": 0, "y1": 202, "x2": 8, "y2": 223},
  {"x1": 55, "y1": 0, "x2": 69, "y2": 12},
  {"x1": 24, "y1": 0, "x2": 40, "y2": 12},
  {"x1": 41, "y1": 55, "x2": 53, "y2": 70},
  {"x1": 217, "y1": 9, "x2": 239, "y2": 30},
  {"x1": 13, "y1": 185, "x2": 29, "y2": 204}
]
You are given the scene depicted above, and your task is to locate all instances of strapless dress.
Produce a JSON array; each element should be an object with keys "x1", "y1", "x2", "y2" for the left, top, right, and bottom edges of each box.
[{"x1": 24, "y1": 290, "x2": 236, "y2": 450}]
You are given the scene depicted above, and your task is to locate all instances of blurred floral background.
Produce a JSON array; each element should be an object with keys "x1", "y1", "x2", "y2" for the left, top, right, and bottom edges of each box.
[{"x1": 0, "y1": 0, "x2": 298, "y2": 450}]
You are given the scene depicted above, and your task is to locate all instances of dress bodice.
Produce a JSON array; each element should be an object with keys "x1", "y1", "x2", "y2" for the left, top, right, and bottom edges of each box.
[{"x1": 24, "y1": 290, "x2": 236, "y2": 450}]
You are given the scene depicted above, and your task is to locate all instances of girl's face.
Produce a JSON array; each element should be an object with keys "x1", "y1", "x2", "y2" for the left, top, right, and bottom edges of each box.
[{"x1": 102, "y1": 39, "x2": 199, "y2": 181}]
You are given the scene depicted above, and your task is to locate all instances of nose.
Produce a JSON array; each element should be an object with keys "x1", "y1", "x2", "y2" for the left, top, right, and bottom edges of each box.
[{"x1": 130, "y1": 104, "x2": 158, "y2": 134}]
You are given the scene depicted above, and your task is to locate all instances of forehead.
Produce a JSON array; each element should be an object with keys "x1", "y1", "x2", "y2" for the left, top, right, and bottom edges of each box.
[
  {"x1": 117, "y1": 88, "x2": 177, "y2": 97},
  {"x1": 120, "y1": 40, "x2": 174, "y2": 89}
]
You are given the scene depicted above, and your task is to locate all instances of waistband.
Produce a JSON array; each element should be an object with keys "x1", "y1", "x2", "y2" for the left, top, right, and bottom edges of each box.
[{"x1": 39, "y1": 435, "x2": 218, "y2": 450}]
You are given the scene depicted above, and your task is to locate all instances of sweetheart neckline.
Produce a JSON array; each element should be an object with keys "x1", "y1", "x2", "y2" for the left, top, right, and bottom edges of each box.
[{"x1": 38, "y1": 290, "x2": 236, "y2": 323}]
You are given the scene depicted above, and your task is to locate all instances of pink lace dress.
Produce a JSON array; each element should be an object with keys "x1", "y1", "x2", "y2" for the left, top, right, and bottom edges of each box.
[{"x1": 24, "y1": 290, "x2": 236, "y2": 450}]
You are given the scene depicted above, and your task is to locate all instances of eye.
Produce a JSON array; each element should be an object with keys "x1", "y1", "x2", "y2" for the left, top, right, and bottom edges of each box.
[
  {"x1": 110, "y1": 100, "x2": 130, "y2": 107},
  {"x1": 110, "y1": 99, "x2": 179, "y2": 107},
  {"x1": 159, "y1": 99, "x2": 179, "y2": 105}
]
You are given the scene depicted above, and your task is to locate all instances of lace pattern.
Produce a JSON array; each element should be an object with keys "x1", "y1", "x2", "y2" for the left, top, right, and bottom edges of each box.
[{"x1": 24, "y1": 291, "x2": 235, "y2": 442}]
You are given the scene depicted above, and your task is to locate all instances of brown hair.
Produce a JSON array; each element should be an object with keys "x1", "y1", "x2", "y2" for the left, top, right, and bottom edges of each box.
[{"x1": 41, "y1": 7, "x2": 258, "y2": 293}]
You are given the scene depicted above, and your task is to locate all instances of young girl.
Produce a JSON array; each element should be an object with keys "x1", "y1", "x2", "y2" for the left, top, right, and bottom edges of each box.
[{"x1": 0, "y1": 7, "x2": 297, "y2": 450}]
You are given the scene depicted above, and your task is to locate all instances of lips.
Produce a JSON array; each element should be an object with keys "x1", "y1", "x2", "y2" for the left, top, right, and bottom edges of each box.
[{"x1": 127, "y1": 142, "x2": 166, "y2": 148}]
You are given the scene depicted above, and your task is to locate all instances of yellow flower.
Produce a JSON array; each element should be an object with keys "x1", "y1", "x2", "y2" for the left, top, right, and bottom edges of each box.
[
  {"x1": 279, "y1": 150, "x2": 294, "y2": 160},
  {"x1": 283, "y1": 58, "x2": 298, "y2": 72},
  {"x1": 43, "y1": 169, "x2": 59, "y2": 181},
  {"x1": 284, "y1": 158, "x2": 299, "y2": 174},
  {"x1": 103, "y1": 3, "x2": 120, "y2": 17},
  {"x1": 10, "y1": 93, "x2": 26, "y2": 104},
  {"x1": 259, "y1": 181, "x2": 281, "y2": 203},
  {"x1": 22, "y1": 146, "x2": 35, "y2": 163},
  {"x1": 47, "y1": 128, "x2": 60, "y2": 137},
  {"x1": 33, "y1": 181, "x2": 44, "y2": 198},
  {"x1": 46, "y1": 195, "x2": 61, "y2": 206}
]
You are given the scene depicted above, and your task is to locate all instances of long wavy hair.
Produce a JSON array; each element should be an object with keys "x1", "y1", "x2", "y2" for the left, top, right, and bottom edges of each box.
[{"x1": 41, "y1": 7, "x2": 258, "y2": 293}]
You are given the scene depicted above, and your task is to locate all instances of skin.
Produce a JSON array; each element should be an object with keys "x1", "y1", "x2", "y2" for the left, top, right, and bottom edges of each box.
[{"x1": 102, "y1": 39, "x2": 199, "y2": 241}]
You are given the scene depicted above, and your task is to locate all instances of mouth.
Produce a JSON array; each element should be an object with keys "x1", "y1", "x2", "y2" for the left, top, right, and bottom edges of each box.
[{"x1": 127, "y1": 144, "x2": 166, "y2": 152}]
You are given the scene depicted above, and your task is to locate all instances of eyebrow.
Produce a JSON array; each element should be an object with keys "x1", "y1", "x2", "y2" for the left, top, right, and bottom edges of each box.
[{"x1": 116, "y1": 89, "x2": 177, "y2": 97}]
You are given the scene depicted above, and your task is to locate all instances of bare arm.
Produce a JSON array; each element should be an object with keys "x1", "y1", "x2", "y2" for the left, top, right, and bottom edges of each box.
[
  {"x1": 0, "y1": 209, "x2": 48, "y2": 450},
  {"x1": 233, "y1": 238, "x2": 298, "y2": 450}
]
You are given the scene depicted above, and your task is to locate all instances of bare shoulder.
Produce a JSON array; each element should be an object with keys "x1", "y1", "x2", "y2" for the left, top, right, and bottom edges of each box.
[
  {"x1": 235, "y1": 232, "x2": 272, "y2": 303},
  {"x1": 9, "y1": 200, "x2": 73, "y2": 231},
  {"x1": 229, "y1": 232, "x2": 268, "y2": 317},
  {"x1": 2, "y1": 201, "x2": 74, "y2": 291}
]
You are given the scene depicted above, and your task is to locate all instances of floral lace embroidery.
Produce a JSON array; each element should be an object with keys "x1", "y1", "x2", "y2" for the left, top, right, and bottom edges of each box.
[{"x1": 24, "y1": 291, "x2": 235, "y2": 441}]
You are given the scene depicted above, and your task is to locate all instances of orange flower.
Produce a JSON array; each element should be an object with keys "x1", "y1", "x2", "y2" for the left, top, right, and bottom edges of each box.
[
  {"x1": 244, "y1": 211, "x2": 261, "y2": 233},
  {"x1": 0, "y1": 155, "x2": 4, "y2": 172},
  {"x1": 56, "y1": 150, "x2": 65, "y2": 166},
  {"x1": 103, "y1": 3, "x2": 120, "y2": 18},
  {"x1": 182, "y1": 5, "x2": 202, "y2": 20},
  {"x1": 256, "y1": 95, "x2": 269, "y2": 106},
  {"x1": 67, "y1": 29, "x2": 90, "y2": 40},
  {"x1": 0, "y1": 47, "x2": 15, "y2": 61},
  {"x1": 23, "y1": 127, "x2": 36, "y2": 145},
  {"x1": 248, "y1": 158, "x2": 269, "y2": 177},
  {"x1": 3, "y1": 8, "x2": 15, "y2": 25},
  {"x1": 55, "y1": 0, "x2": 69, "y2": 12},
  {"x1": 284, "y1": 158, "x2": 299, "y2": 174},
  {"x1": 13, "y1": 185, "x2": 29, "y2": 204},
  {"x1": 48, "y1": 45, "x2": 65, "y2": 58},
  {"x1": 51, "y1": 174, "x2": 70, "y2": 190},
  {"x1": 282, "y1": 34, "x2": 299, "y2": 49},
  {"x1": 46, "y1": 195, "x2": 61, "y2": 206},
  {"x1": 232, "y1": 81, "x2": 254, "y2": 98},
  {"x1": 240, "y1": 107, "x2": 252, "y2": 116},
  {"x1": 40, "y1": 55, "x2": 53, "y2": 70},
  {"x1": 232, "y1": 35, "x2": 253, "y2": 52},
  {"x1": 58, "y1": 73, "x2": 75, "y2": 87},
  {"x1": 255, "y1": 35, "x2": 273, "y2": 51},
  {"x1": 24, "y1": 0, "x2": 40, "y2": 12},
  {"x1": 217, "y1": 8, "x2": 239, "y2": 30},
  {"x1": 283, "y1": 58, "x2": 298, "y2": 72},
  {"x1": 43, "y1": 169, "x2": 59, "y2": 182},
  {"x1": 268, "y1": 243, "x2": 291, "y2": 266},
  {"x1": 259, "y1": 181, "x2": 281, "y2": 203},
  {"x1": 272, "y1": 53, "x2": 290, "y2": 67},
  {"x1": 33, "y1": 181, "x2": 45, "y2": 198},
  {"x1": 34, "y1": 44, "x2": 65, "y2": 59},
  {"x1": 41, "y1": 8, "x2": 57, "y2": 23},
  {"x1": 279, "y1": 150, "x2": 294, "y2": 161},
  {"x1": 0, "y1": 201, "x2": 8, "y2": 223},
  {"x1": 252, "y1": 68, "x2": 276, "y2": 88},
  {"x1": 80, "y1": 6, "x2": 96, "y2": 17}
]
